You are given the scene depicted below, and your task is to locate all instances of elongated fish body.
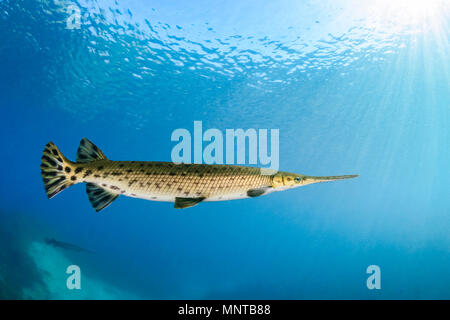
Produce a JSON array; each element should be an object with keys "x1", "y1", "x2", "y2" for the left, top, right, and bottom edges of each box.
[
  {"x1": 80, "y1": 160, "x2": 273, "y2": 202},
  {"x1": 41, "y1": 138, "x2": 358, "y2": 211}
]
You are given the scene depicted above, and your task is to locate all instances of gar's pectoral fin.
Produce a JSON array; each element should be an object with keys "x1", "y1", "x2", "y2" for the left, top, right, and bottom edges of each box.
[
  {"x1": 247, "y1": 187, "x2": 270, "y2": 198},
  {"x1": 174, "y1": 197, "x2": 206, "y2": 209}
]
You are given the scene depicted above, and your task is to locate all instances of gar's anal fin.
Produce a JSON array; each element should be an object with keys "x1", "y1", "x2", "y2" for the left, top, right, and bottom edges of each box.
[{"x1": 86, "y1": 183, "x2": 118, "y2": 212}]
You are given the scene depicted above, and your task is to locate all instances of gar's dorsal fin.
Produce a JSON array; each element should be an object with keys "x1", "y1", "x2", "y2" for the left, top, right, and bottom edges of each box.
[{"x1": 76, "y1": 138, "x2": 107, "y2": 163}]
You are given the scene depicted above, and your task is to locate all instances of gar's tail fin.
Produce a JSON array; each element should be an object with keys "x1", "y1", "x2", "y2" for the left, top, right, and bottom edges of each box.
[
  {"x1": 41, "y1": 138, "x2": 117, "y2": 212},
  {"x1": 41, "y1": 142, "x2": 76, "y2": 199}
]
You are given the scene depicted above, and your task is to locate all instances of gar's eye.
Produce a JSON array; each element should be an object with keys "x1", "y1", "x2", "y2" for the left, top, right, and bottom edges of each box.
[{"x1": 294, "y1": 177, "x2": 302, "y2": 183}]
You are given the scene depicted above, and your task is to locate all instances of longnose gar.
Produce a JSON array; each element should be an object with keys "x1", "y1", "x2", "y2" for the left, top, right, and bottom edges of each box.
[
  {"x1": 44, "y1": 238, "x2": 93, "y2": 254},
  {"x1": 40, "y1": 138, "x2": 358, "y2": 211}
]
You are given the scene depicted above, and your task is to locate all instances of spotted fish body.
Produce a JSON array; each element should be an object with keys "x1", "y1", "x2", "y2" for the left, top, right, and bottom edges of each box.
[
  {"x1": 80, "y1": 160, "x2": 273, "y2": 202},
  {"x1": 41, "y1": 138, "x2": 358, "y2": 211}
]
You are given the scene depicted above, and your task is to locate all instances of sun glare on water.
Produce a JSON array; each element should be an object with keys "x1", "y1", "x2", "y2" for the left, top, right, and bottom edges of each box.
[
  {"x1": 390, "y1": 0, "x2": 443, "y2": 17},
  {"x1": 370, "y1": 0, "x2": 446, "y2": 26}
]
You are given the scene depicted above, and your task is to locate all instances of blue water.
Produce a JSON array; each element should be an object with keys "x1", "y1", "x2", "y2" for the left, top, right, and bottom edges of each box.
[{"x1": 0, "y1": 0, "x2": 449, "y2": 299}]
